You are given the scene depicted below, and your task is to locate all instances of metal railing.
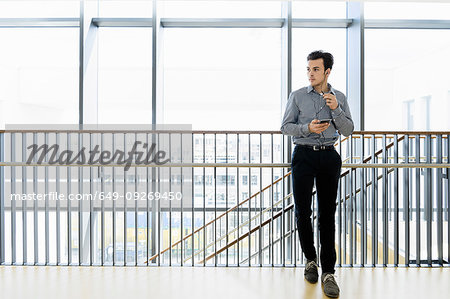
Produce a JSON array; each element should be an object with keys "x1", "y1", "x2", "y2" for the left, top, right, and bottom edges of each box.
[{"x1": 0, "y1": 130, "x2": 448, "y2": 267}]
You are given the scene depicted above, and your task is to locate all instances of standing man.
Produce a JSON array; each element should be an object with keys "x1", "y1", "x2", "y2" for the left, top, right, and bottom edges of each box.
[{"x1": 280, "y1": 50, "x2": 354, "y2": 298}]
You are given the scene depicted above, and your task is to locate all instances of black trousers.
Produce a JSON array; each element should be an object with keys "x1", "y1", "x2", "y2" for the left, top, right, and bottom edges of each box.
[{"x1": 291, "y1": 145, "x2": 342, "y2": 274}]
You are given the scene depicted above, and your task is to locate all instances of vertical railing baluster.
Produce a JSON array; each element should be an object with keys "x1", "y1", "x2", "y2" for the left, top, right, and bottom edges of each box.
[
  {"x1": 134, "y1": 133, "x2": 138, "y2": 266},
  {"x1": 0, "y1": 132, "x2": 4, "y2": 265},
  {"x1": 78, "y1": 132, "x2": 83, "y2": 266},
  {"x1": 248, "y1": 134, "x2": 251, "y2": 266},
  {"x1": 11, "y1": 133, "x2": 16, "y2": 264},
  {"x1": 100, "y1": 133, "x2": 105, "y2": 266},
  {"x1": 214, "y1": 134, "x2": 217, "y2": 266},
  {"x1": 372, "y1": 134, "x2": 377, "y2": 266},
  {"x1": 437, "y1": 134, "x2": 443, "y2": 265},
  {"x1": 112, "y1": 134, "x2": 116, "y2": 266},
  {"x1": 425, "y1": 134, "x2": 432, "y2": 266},
  {"x1": 44, "y1": 132, "x2": 49, "y2": 265},
  {"x1": 259, "y1": 133, "x2": 263, "y2": 266},
  {"x1": 226, "y1": 133, "x2": 229, "y2": 266},
  {"x1": 33, "y1": 132, "x2": 38, "y2": 265},
  {"x1": 349, "y1": 134, "x2": 354, "y2": 265},
  {"x1": 382, "y1": 134, "x2": 388, "y2": 266},
  {"x1": 236, "y1": 134, "x2": 240, "y2": 266},
  {"x1": 202, "y1": 133, "x2": 206, "y2": 266},
  {"x1": 415, "y1": 134, "x2": 421, "y2": 266},
  {"x1": 89, "y1": 133, "x2": 93, "y2": 266},
  {"x1": 394, "y1": 134, "x2": 399, "y2": 266},
  {"x1": 22, "y1": 133, "x2": 28, "y2": 265},
  {"x1": 123, "y1": 133, "x2": 127, "y2": 266},
  {"x1": 360, "y1": 133, "x2": 366, "y2": 266},
  {"x1": 403, "y1": 134, "x2": 410, "y2": 266},
  {"x1": 270, "y1": 134, "x2": 274, "y2": 267},
  {"x1": 55, "y1": 133, "x2": 60, "y2": 265},
  {"x1": 67, "y1": 134, "x2": 72, "y2": 265},
  {"x1": 180, "y1": 133, "x2": 184, "y2": 266},
  {"x1": 338, "y1": 135, "x2": 342, "y2": 266},
  {"x1": 192, "y1": 134, "x2": 195, "y2": 267}
]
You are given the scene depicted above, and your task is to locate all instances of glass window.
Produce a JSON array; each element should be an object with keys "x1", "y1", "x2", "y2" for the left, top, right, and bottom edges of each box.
[
  {"x1": 365, "y1": 29, "x2": 450, "y2": 131},
  {"x1": 98, "y1": 28, "x2": 152, "y2": 124},
  {"x1": 292, "y1": 28, "x2": 347, "y2": 95},
  {"x1": 162, "y1": 1, "x2": 281, "y2": 18},
  {"x1": 163, "y1": 28, "x2": 281, "y2": 130},
  {"x1": 0, "y1": 28, "x2": 79, "y2": 128},
  {"x1": 292, "y1": 1, "x2": 347, "y2": 19},
  {"x1": 0, "y1": 0, "x2": 79, "y2": 18},
  {"x1": 98, "y1": 0, "x2": 152, "y2": 18},
  {"x1": 365, "y1": 2, "x2": 450, "y2": 20}
]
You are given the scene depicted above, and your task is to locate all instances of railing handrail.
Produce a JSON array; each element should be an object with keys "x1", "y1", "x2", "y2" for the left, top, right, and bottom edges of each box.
[
  {"x1": 1, "y1": 162, "x2": 448, "y2": 168},
  {"x1": 1, "y1": 129, "x2": 449, "y2": 134}
]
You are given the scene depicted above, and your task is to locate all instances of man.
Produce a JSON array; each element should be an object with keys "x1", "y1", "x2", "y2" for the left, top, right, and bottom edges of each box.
[{"x1": 280, "y1": 50, "x2": 354, "y2": 298}]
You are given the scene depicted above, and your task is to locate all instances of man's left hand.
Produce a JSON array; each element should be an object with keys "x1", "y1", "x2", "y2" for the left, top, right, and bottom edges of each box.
[{"x1": 323, "y1": 93, "x2": 338, "y2": 110}]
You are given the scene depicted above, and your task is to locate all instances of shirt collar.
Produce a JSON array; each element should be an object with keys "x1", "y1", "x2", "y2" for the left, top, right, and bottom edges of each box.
[{"x1": 307, "y1": 83, "x2": 336, "y2": 96}]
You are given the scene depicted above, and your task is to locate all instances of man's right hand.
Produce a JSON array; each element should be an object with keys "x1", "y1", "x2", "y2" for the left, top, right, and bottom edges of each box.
[{"x1": 308, "y1": 119, "x2": 330, "y2": 134}]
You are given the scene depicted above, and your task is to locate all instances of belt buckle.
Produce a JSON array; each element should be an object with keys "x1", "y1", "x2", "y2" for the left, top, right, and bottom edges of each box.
[{"x1": 312, "y1": 145, "x2": 320, "y2": 151}]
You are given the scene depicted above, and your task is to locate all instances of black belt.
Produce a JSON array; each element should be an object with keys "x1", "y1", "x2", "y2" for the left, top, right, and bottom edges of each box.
[{"x1": 296, "y1": 144, "x2": 335, "y2": 151}]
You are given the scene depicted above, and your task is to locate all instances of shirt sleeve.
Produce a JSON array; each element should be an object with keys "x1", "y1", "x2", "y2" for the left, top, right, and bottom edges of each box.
[
  {"x1": 330, "y1": 94, "x2": 354, "y2": 137},
  {"x1": 280, "y1": 92, "x2": 310, "y2": 137}
]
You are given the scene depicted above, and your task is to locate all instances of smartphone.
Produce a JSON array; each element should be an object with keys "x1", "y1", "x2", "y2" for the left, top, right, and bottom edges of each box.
[{"x1": 319, "y1": 119, "x2": 332, "y2": 124}]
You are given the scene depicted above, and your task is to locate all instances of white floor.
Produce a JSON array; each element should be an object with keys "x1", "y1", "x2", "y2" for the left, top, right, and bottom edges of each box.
[{"x1": 0, "y1": 266, "x2": 449, "y2": 299}]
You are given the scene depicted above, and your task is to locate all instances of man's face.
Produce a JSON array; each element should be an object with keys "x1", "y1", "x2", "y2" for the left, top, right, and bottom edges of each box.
[{"x1": 307, "y1": 58, "x2": 329, "y2": 87}]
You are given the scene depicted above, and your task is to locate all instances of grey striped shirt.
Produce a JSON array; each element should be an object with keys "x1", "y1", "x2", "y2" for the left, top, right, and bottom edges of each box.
[{"x1": 280, "y1": 83, "x2": 354, "y2": 146}]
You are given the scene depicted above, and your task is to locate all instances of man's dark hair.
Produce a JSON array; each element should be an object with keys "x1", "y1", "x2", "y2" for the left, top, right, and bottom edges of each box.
[{"x1": 307, "y1": 50, "x2": 334, "y2": 71}]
